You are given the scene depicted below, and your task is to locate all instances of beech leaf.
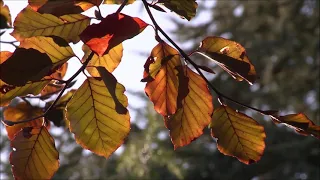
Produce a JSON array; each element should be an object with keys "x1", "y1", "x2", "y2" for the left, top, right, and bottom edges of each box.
[
  {"x1": 157, "y1": 0, "x2": 198, "y2": 21},
  {"x1": 143, "y1": 42, "x2": 182, "y2": 116},
  {"x1": 11, "y1": 6, "x2": 90, "y2": 43},
  {"x1": 210, "y1": 105, "x2": 266, "y2": 164},
  {"x1": 80, "y1": 13, "x2": 148, "y2": 56},
  {"x1": 103, "y1": 0, "x2": 135, "y2": 5},
  {"x1": 10, "y1": 126, "x2": 59, "y2": 180},
  {"x1": 165, "y1": 66, "x2": 213, "y2": 149},
  {"x1": 66, "y1": 75, "x2": 130, "y2": 158},
  {"x1": 0, "y1": 0, "x2": 12, "y2": 28},
  {"x1": 197, "y1": 36, "x2": 257, "y2": 84}
]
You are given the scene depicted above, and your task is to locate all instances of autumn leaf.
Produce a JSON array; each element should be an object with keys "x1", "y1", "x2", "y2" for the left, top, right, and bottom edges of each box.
[
  {"x1": 80, "y1": 13, "x2": 148, "y2": 56},
  {"x1": 0, "y1": 48, "x2": 53, "y2": 86},
  {"x1": 210, "y1": 105, "x2": 266, "y2": 164},
  {"x1": 0, "y1": 80, "x2": 50, "y2": 107},
  {"x1": 165, "y1": 66, "x2": 213, "y2": 149},
  {"x1": 157, "y1": 0, "x2": 198, "y2": 21},
  {"x1": 11, "y1": 6, "x2": 90, "y2": 43},
  {"x1": 28, "y1": 0, "x2": 101, "y2": 16},
  {"x1": 143, "y1": 42, "x2": 182, "y2": 116},
  {"x1": 3, "y1": 102, "x2": 44, "y2": 140},
  {"x1": 66, "y1": 71, "x2": 130, "y2": 158},
  {"x1": 10, "y1": 126, "x2": 59, "y2": 180},
  {"x1": 103, "y1": 0, "x2": 135, "y2": 4},
  {"x1": 197, "y1": 36, "x2": 257, "y2": 85},
  {"x1": 274, "y1": 113, "x2": 320, "y2": 139},
  {"x1": 82, "y1": 43, "x2": 123, "y2": 77},
  {"x1": 0, "y1": 0, "x2": 12, "y2": 28}
]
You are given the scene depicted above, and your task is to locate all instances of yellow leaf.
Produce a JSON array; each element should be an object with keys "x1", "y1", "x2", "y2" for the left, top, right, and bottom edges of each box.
[
  {"x1": 165, "y1": 66, "x2": 213, "y2": 149},
  {"x1": 197, "y1": 36, "x2": 257, "y2": 84},
  {"x1": 143, "y1": 42, "x2": 182, "y2": 116},
  {"x1": 3, "y1": 102, "x2": 44, "y2": 140},
  {"x1": 11, "y1": 6, "x2": 90, "y2": 43},
  {"x1": 0, "y1": 0, "x2": 12, "y2": 28},
  {"x1": 10, "y1": 126, "x2": 59, "y2": 180},
  {"x1": 0, "y1": 80, "x2": 49, "y2": 107},
  {"x1": 66, "y1": 77, "x2": 130, "y2": 158},
  {"x1": 157, "y1": 0, "x2": 198, "y2": 21},
  {"x1": 82, "y1": 43, "x2": 123, "y2": 76},
  {"x1": 210, "y1": 105, "x2": 266, "y2": 164},
  {"x1": 103, "y1": 0, "x2": 135, "y2": 4}
]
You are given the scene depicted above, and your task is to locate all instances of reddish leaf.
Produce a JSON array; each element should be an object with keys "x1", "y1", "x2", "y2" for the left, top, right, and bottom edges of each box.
[
  {"x1": 143, "y1": 42, "x2": 182, "y2": 116},
  {"x1": 165, "y1": 66, "x2": 213, "y2": 149},
  {"x1": 80, "y1": 13, "x2": 148, "y2": 56}
]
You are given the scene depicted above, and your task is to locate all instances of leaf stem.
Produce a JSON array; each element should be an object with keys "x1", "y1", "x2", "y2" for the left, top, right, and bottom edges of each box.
[
  {"x1": 2, "y1": 52, "x2": 95, "y2": 126},
  {"x1": 142, "y1": 0, "x2": 268, "y2": 115},
  {"x1": 116, "y1": 0, "x2": 128, "y2": 14}
]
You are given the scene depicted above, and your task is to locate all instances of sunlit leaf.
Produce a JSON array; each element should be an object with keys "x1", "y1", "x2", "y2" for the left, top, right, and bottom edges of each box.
[
  {"x1": 157, "y1": 0, "x2": 197, "y2": 21},
  {"x1": 165, "y1": 66, "x2": 213, "y2": 149},
  {"x1": 210, "y1": 105, "x2": 266, "y2": 164},
  {"x1": 197, "y1": 36, "x2": 257, "y2": 84},
  {"x1": 103, "y1": 0, "x2": 135, "y2": 4},
  {"x1": 10, "y1": 126, "x2": 59, "y2": 180},
  {"x1": 275, "y1": 113, "x2": 320, "y2": 139},
  {"x1": 0, "y1": 0, "x2": 12, "y2": 28},
  {"x1": 11, "y1": 6, "x2": 91, "y2": 43},
  {"x1": 82, "y1": 43, "x2": 123, "y2": 76},
  {"x1": 3, "y1": 102, "x2": 43, "y2": 140},
  {"x1": 143, "y1": 42, "x2": 182, "y2": 116},
  {"x1": 28, "y1": 0, "x2": 101, "y2": 16},
  {"x1": 80, "y1": 13, "x2": 148, "y2": 56},
  {"x1": 0, "y1": 80, "x2": 50, "y2": 107},
  {"x1": 66, "y1": 72, "x2": 130, "y2": 158},
  {"x1": 0, "y1": 48, "x2": 53, "y2": 86}
]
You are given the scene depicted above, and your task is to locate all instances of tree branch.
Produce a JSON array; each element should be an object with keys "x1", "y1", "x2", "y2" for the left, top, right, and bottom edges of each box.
[{"x1": 116, "y1": 0, "x2": 128, "y2": 14}]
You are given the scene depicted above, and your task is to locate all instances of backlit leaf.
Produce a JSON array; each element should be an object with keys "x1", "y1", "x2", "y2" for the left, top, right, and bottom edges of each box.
[
  {"x1": 0, "y1": 0, "x2": 12, "y2": 28},
  {"x1": 80, "y1": 13, "x2": 148, "y2": 56},
  {"x1": 275, "y1": 113, "x2": 320, "y2": 139},
  {"x1": 28, "y1": 0, "x2": 100, "y2": 16},
  {"x1": 210, "y1": 105, "x2": 266, "y2": 164},
  {"x1": 165, "y1": 66, "x2": 213, "y2": 149},
  {"x1": 10, "y1": 126, "x2": 59, "y2": 180},
  {"x1": 0, "y1": 80, "x2": 50, "y2": 107},
  {"x1": 0, "y1": 48, "x2": 53, "y2": 86},
  {"x1": 157, "y1": 0, "x2": 198, "y2": 21},
  {"x1": 143, "y1": 42, "x2": 182, "y2": 116},
  {"x1": 82, "y1": 43, "x2": 123, "y2": 76},
  {"x1": 197, "y1": 36, "x2": 257, "y2": 84},
  {"x1": 11, "y1": 6, "x2": 91, "y2": 43},
  {"x1": 3, "y1": 102, "x2": 43, "y2": 140},
  {"x1": 66, "y1": 75, "x2": 130, "y2": 158},
  {"x1": 103, "y1": 0, "x2": 135, "y2": 4}
]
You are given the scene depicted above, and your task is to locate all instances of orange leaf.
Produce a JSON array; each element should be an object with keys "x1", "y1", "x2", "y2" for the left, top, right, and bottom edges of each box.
[
  {"x1": 165, "y1": 66, "x2": 213, "y2": 149},
  {"x1": 3, "y1": 102, "x2": 44, "y2": 140},
  {"x1": 10, "y1": 126, "x2": 59, "y2": 180},
  {"x1": 197, "y1": 36, "x2": 257, "y2": 84},
  {"x1": 143, "y1": 42, "x2": 182, "y2": 116},
  {"x1": 276, "y1": 113, "x2": 320, "y2": 139},
  {"x1": 210, "y1": 105, "x2": 266, "y2": 164},
  {"x1": 80, "y1": 13, "x2": 148, "y2": 56}
]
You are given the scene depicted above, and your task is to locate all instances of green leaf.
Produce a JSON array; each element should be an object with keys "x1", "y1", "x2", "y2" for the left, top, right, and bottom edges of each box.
[
  {"x1": 157, "y1": 0, "x2": 198, "y2": 21},
  {"x1": 0, "y1": 0, "x2": 12, "y2": 28}
]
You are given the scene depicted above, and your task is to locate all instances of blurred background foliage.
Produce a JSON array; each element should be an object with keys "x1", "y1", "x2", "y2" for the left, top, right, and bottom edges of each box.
[{"x1": 1, "y1": 0, "x2": 319, "y2": 179}]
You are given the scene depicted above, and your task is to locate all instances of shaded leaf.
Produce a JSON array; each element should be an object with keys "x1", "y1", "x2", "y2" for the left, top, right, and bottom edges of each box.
[
  {"x1": 275, "y1": 113, "x2": 320, "y2": 139},
  {"x1": 66, "y1": 77, "x2": 130, "y2": 158},
  {"x1": 210, "y1": 105, "x2": 266, "y2": 164},
  {"x1": 0, "y1": 48, "x2": 53, "y2": 86},
  {"x1": 3, "y1": 102, "x2": 43, "y2": 140},
  {"x1": 80, "y1": 13, "x2": 148, "y2": 56},
  {"x1": 197, "y1": 36, "x2": 257, "y2": 84},
  {"x1": 103, "y1": 0, "x2": 135, "y2": 5},
  {"x1": 157, "y1": 0, "x2": 197, "y2": 21},
  {"x1": 0, "y1": 0, "x2": 12, "y2": 28},
  {"x1": 11, "y1": 6, "x2": 90, "y2": 43},
  {"x1": 0, "y1": 80, "x2": 50, "y2": 107},
  {"x1": 82, "y1": 43, "x2": 123, "y2": 76},
  {"x1": 165, "y1": 66, "x2": 213, "y2": 149},
  {"x1": 41, "y1": 82, "x2": 64, "y2": 97},
  {"x1": 10, "y1": 126, "x2": 59, "y2": 180},
  {"x1": 143, "y1": 42, "x2": 182, "y2": 116},
  {"x1": 28, "y1": 0, "x2": 101, "y2": 16}
]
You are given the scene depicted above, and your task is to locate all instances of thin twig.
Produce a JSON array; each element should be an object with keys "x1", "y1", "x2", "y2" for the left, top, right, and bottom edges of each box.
[
  {"x1": 0, "y1": 40, "x2": 18, "y2": 48},
  {"x1": 116, "y1": 0, "x2": 129, "y2": 14},
  {"x1": 2, "y1": 52, "x2": 95, "y2": 126},
  {"x1": 142, "y1": 0, "x2": 268, "y2": 115}
]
